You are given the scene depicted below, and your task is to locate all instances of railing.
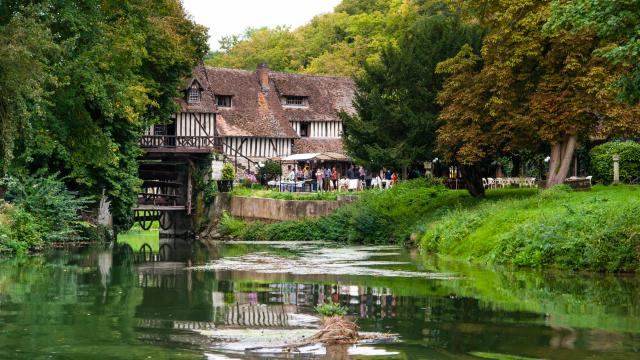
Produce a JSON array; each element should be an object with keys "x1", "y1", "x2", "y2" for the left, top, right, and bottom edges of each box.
[{"x1": 139, "y1": 135, "x2": 222, "y2": 149}]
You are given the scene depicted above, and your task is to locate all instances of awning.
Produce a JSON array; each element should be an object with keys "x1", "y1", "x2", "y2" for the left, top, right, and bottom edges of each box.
[{"x1": 277, "y1": 152, "x2": 351, "y2": 162}]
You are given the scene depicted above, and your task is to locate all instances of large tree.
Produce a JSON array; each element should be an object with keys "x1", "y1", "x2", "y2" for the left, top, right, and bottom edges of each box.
[
  {"x1": 1, "y1": 0, "x2": 208, "y2": 229},
  {"x1": 546, "y1": 0, "x2": 640, "y2": 104},
  {"x1": 436, "y1": 0, "x2": 640, "y2": 196},
  {"x1": 342, "y1": 14, "x2": 483, "y2": 175}
]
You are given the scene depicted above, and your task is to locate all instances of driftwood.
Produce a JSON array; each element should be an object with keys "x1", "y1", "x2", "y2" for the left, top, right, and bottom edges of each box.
[{"x1": 245, "y1": 316, "x2": 398, "y2": 354}]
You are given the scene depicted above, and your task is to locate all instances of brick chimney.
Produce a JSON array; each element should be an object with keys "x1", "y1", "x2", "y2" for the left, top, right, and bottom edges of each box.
[{"x1": 256, "y1": 63, "x2": 270, "y2": 91}]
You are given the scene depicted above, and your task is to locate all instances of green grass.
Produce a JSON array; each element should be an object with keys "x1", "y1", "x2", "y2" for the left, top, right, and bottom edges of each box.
[
  {"x1": 219, "y1": 179, "x2": 537, "y2": 244},
  {"x1": 221, "y1": 180, "x2": 640, "y2": 272},
  {"x1": 421, "y1": 185, "x2": 640, "y2": 272},
  {"x1": 230, "y1": 187, "x2": 362, "y2": 201}
]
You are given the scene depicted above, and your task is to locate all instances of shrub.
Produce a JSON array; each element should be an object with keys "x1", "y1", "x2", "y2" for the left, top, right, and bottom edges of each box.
[
  {"x1": 315, "y1": 302, "x2": 348, "y2": 317},
  {"x1": 222, "y1": 163, "x2": 236, "y2": 181},
  {"x1": 590, "y1": 140, "x2": 640, "y2": 184},
  {"x1": 258, "y1": 160, "x2": 282, "y2": 182},
  {"x1": 1, "y1": 174, "x2": 88, "y2": 244}
]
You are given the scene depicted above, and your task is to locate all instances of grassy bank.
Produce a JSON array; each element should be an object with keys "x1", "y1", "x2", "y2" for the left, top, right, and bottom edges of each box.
[
  {"x1": 421, "y1": 185, "x2": 640, "y2": 272},
  {"x1": 220, "y1": 179, "x2": 537, "y2": 243},
  {"x1": 230, "y1": 187, "x2": 361, "y2": 201},
  {"x1": 221, "y1": 180, "x2": 640, "y2": 272}
]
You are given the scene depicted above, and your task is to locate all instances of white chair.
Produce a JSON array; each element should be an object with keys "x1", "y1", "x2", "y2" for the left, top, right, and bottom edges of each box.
[
  {"x1": 586, "y1": 176, "x2": 593, "y2": 186},
  {"x1": 482, "y1": 178, "x2": 488, "y2": 188},
  {"x1": 348, "y1": 179, "x2": 359, "y2": 191}
]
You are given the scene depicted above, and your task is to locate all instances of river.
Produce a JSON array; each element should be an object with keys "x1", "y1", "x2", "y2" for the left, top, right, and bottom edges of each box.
[{"x1": 0, "y1": 239, "x2": 638, "y2": 359}]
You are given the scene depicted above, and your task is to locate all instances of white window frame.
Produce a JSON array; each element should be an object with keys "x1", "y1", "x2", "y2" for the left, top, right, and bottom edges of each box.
[
  {"x1": 283, "y1": 96, "x2": 308, "y2": 107},
  {"x1": 188, "y1": 86, "x2": 200, "y2": 103}
]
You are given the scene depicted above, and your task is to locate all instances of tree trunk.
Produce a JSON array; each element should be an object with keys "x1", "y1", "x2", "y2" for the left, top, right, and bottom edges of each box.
[
  {"x1": 461, "y1": 164, "x2": 485, "y2": 198},
  {"x1": 512, "y1": 155, "x2": 521, "y2": 177},
  {"x1": 547, "y1": 134, "x2": 577, "y2": 187}
]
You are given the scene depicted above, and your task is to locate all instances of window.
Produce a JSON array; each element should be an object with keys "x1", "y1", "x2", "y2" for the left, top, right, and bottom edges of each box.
[
  {"x1": 300, "y1": 123, "x2": 309, "y2": 137},
  {"x1": 153, "y1": 124, "x2": 166, "y2": 136},
  {"x1": 188, "y1": 86, "x2": 200, "y2": 103},
  {"x1": 216, "y1": 95, "x2": 232, "y2": 108},
  {"x1": 284, "y1": 96, "x2": 307, "y2": 107}
]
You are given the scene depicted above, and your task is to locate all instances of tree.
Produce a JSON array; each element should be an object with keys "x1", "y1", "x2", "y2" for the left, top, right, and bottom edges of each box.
[
  {"x1": 1, "y1": 0, "x2": 208, "y2": 230},
  {"x1": 436, "y1": 0, "x2": 640, "y2": 196},
  {"x1": 342, "y1": 14, "x2": 483, "y2": 176},
  {"x1": 546, "y1": 0, "x2": 640, "y2": 103}
]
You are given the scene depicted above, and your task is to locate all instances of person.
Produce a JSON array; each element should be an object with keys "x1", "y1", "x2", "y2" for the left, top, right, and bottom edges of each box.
[
  {"x1": 358, "y1": 165, "x2": 366, "y2": 181},
  {"x1": 316, "y1": 167, "x2": 324, "y2": 192},
  {"x1": 331, "y1": 167, "x2": 338, "y2": 191},
  {"x1": 287, "y1": 166, "x2": 295, "y2": 182},
  {"x1": 346, "y1": 165, "x2": 354, "y2": 180},
  {"x1": 324, "y1": 166, "x2": 332, "y2": 191},
  {"x1": 391, "y1": 171, "x2": 398, "y2": 186}
]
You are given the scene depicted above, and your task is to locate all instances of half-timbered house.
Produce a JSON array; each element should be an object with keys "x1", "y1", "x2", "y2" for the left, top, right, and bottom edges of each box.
[{"x1": 141, "y1": 63, "x2": 355, "y2": 163}]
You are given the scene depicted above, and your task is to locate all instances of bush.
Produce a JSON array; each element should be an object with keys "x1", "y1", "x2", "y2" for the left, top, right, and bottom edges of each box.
[
  {"x1": 590, "y1": 140, "x2": 640, "y2": 184},
  {"x1": 258, "y1": 160, "x2": 282, "y2": 182},
  {"x1": 316, "y1": 302, "x2": 348, "y2": 317},
  {"x1": 222, "y1": 163, "x2": 236, "y2": 181},
  {"x1": 0, "y1": 175, "x2": 88, "y2": 252}
]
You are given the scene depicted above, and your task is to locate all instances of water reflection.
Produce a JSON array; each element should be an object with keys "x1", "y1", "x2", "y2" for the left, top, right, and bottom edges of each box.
[{"x1": 0, "y1": 240, "x2": 639, "y2": 359}]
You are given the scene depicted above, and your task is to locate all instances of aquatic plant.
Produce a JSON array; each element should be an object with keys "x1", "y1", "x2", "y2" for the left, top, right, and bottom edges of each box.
[{"x1": 315, "y1": 302, "x2": 348, "y2": 317}]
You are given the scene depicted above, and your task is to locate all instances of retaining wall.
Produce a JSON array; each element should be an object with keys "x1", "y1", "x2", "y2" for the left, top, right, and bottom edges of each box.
[{"x1": 227, "y1": 195, "x2": 357, "y2": 222}]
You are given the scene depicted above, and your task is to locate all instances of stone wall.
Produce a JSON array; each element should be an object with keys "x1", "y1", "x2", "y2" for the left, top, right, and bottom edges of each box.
[{"x1": 227, "y1": 195, "x2": 356, "y2": 222}]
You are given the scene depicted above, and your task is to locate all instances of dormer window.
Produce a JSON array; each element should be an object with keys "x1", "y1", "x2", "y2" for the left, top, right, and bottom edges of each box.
[
  {"x1": 216, "y1": 95, "x2": 232, "y2": 108},
  {"x1": 283, "y1": 96, "x2": 308, "y2": 107},
  {"x1": 188, "y1": 85, "x2": 200, "y2": 103}
]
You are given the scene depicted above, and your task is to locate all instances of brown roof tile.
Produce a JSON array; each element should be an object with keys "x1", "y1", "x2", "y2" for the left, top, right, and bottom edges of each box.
[
  {"x1": 293, "y1": 138, "x2": 345, "y2": 154},
  {"x1": 176, "y1": 65, "x2": 218, "y2": 114},
  {"x1": 176, "y1": 64, "x2": 355, "y2": 139},
  {"x1": 270, "y1": 72, "x2": 356, "y2": 122}
]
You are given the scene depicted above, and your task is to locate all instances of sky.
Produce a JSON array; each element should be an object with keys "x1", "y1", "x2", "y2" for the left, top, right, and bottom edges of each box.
[{"x1": 182, "y1": 0, "x2": 343, "y2": 51}]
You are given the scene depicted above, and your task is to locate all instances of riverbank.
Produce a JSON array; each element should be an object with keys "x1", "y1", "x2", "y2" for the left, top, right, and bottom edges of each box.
[
  {"x1": 422, "y1": 185, "x2": 640, "y2": 272},
  {"x1": 218, "y1": 179, "x2": 536, "y2": 243},
  {"x1": 219, "y1": 180, "x2": 640, "y2": 272}
]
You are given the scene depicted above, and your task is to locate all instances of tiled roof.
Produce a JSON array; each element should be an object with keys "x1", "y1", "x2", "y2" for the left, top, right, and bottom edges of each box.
[
  {"x1": 175, "y1": 64, "x2": 355, "y2": 138},
  {"x1": 175, "y1": 65, "x2": 218, "y2": 114},
  {"x1": 271, "y1": 72, "x2": 356, "y2": 122},
  {"x1": 293, "y1": 138, "x2": 345, "y2": 154}
]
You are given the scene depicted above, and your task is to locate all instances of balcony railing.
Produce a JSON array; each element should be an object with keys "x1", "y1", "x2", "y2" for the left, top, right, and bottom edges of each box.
[{"x1": 139, "y1": 135, "x2": 222, "y2": 151}]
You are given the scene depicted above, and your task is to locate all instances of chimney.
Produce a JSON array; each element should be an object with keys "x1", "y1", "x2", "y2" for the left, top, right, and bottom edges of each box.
[{"x1": 256, "y1": 63, "x2": 270, "y2": 91}]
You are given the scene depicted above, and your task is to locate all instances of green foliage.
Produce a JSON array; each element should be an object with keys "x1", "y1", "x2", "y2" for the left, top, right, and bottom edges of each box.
[
  {"x1": 258, "y1": 160, "x2": 282, "y2": 181},
  {"x1": 2, "y1": 174, "x2": 89, "y2": 243},
  {"x1": 315, "y1": 302, "x2": 348, "y2": 317},
  {"x1": 206, "y1": 0, "x2": 434, "y2": 76},
  {"x1": 231, "y1": 187, "x2": 350, "y2": 201},
  {"x1": 546, "y1": 0, "x2": 640, "y2": 103},
  {"x1": 222, "y1": 163, "x2": 236, "y2": 181},
  {"x1": 343, "y1": 14, "x2": 483, "y2": 171},
  {"x1": 0, "y1": 0, "x2": 209, "y2": 230},
  {"x1": 590, "y1": 141, "x2": 640, "y2": 184},
  {"x1": 222, "y1": 178, "x2": 535, "y2": 244},
  {"x1": 422, "y1": 185, "x2": 640, "y2": 272}
]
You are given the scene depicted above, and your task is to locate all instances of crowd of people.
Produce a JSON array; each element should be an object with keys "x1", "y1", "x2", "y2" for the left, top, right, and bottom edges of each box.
[{"x1": 284, "y1": 164, "x2": 399, "y2": 192}]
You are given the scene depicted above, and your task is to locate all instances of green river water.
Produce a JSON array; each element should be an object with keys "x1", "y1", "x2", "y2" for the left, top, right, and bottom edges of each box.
[{"x1": 1, "y1": 239, "x2": 639, "y2": 359}]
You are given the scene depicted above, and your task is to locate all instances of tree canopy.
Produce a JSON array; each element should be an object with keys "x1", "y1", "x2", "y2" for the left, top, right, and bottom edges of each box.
[
  {"x1": 342, "y1": 14, "x2": 483, "y2": 173},
  {"x1": 0, "y1": 0, "x2": 208, "y2": 229},
  {"x1": 205, "y1": 0, "x2": 449, "y2": 76}
]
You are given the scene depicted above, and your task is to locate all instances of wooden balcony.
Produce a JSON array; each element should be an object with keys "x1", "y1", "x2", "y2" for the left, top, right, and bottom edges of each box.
[{"x1": 139, "y1": 135, "x2": 222, "y2": 153}]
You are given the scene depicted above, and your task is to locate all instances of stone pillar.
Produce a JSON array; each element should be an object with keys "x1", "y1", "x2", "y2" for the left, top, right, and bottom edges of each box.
[{"x1": 613, "y1": 154, "x2": 620, "y2": 184}]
